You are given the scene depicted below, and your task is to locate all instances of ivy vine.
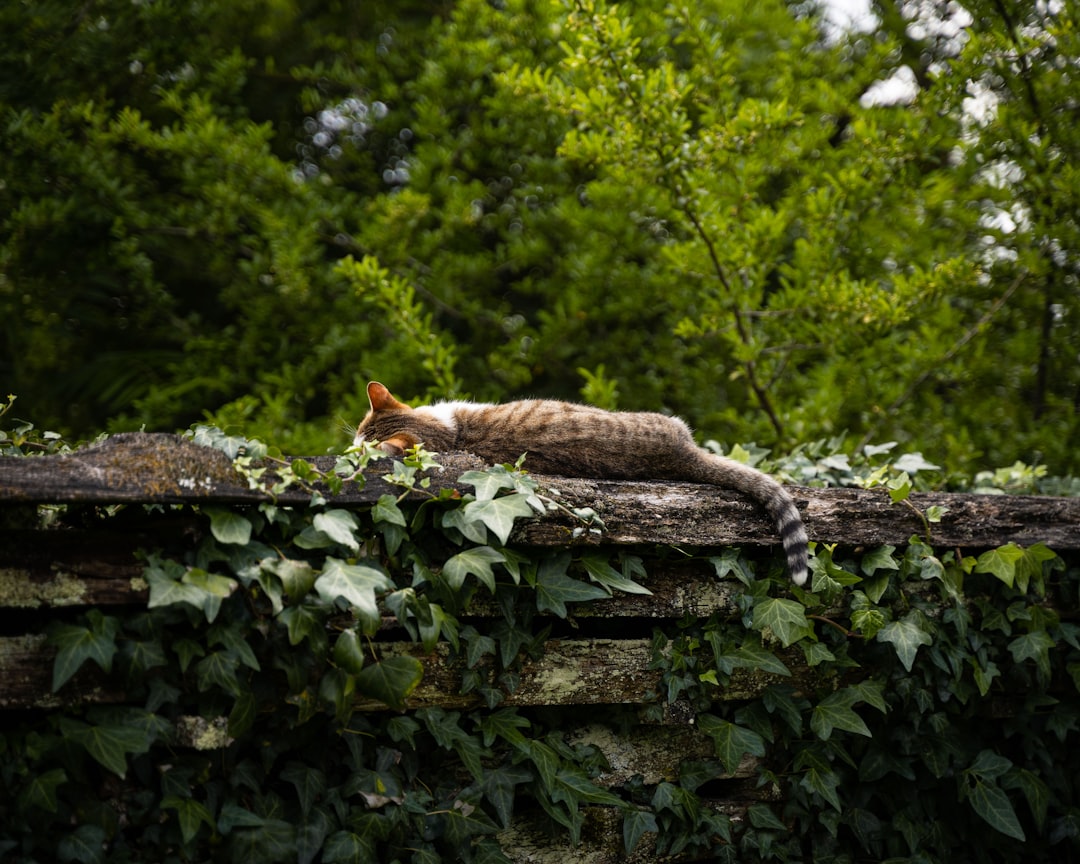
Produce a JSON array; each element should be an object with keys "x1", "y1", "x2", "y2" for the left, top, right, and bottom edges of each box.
[{"x1": 0, "y1": 425, "x2": 1078, "y2": 862}]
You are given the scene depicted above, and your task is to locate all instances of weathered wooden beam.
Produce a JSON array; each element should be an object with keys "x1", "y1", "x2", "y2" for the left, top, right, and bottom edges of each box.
[
  {"x1": 0, "y1": 635, "x2": 795, "y2": 712},
  {"x1": 3, "y1": 432, "x2": 1079, "y2": 550}
]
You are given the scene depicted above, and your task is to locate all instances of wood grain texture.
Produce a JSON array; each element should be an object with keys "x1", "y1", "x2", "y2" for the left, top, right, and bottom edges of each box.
[{"x1": 3, "y1": 432, "x2": 1078, "y2": 549}]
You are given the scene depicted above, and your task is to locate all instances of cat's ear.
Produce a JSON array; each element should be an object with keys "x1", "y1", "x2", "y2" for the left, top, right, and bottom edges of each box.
[
  {"x1": 367, "y1": 381, "x2": 409, "y2": 412},
  {"x1": 378, "y1": 433, "x2": 418, "y2": 457}
]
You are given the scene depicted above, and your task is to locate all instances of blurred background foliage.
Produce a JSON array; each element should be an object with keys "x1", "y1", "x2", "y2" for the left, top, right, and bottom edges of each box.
[{"x1": 2, "y1": 0, "x2": 1078, "y2": 471}]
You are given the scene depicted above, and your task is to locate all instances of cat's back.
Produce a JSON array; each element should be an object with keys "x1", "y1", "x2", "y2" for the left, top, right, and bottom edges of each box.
[{"x1": 422, "y1": 398, "x2": 691, "y2": 477}]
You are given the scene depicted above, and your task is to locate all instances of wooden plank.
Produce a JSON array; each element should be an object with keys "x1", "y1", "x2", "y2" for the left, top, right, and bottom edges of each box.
[
  {"x1": 0, "y1": 635, "x2": 789, "y2": 711},
  {"x1": 3, "y1": 432, "x2": 1079, "y2": 549}
]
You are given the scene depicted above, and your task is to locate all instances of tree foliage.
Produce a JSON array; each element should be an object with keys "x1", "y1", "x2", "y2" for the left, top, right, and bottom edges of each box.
[{"x1": 3, "y1": 0, "x2": 1080, "y2": 468}]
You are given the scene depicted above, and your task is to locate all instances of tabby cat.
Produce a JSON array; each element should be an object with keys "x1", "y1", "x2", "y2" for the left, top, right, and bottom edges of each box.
[{"x1": 354, "y1": 382, "x2": 808, "y2": 585}]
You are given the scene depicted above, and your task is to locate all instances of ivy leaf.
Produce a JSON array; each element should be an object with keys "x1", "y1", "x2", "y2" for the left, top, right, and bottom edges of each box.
[
  {"x1": 315, "y1": 557, "x2": 393, "y2": 633},
  {"x1": 333, "y1": 629, "x2": 366, "y2": 675},
  {"x1": 146, "y1": 559, "x2": 208, "y2": 612},
  {"x1": 860, "y1": 545, "x2": 899, "y2": 576},
  {"x1": 481, "y1": 764, "x2": 532, "y2": 827},
  {"x1": 24, "y1": 767, "x2": 66, "y2": 813},
  {"x1": 372, "y1": 494, "x2": 407, "y2": 526},
  {"x1": 56, "y1": 716, "x2": 154, "y2": 778},
  {"x1": 747, "y1": 803, "x2": 788, "y2": 831},
  {"x1": 479, "y1": 708, "x2": 531, "y2": 750},
  {"x1": 1008, "y1": 630, "x2": 1055, "y2": 682},
  {"x1": 322, "y1": 830, "x2": 375, "y2": 863},
  {"x1": 554, "y1": 767, "x2": 626, "y2": 808},
  {"x1": 751, "y1": 597, "x2": 813, "y2": 647},
  {"x1": 731, "y1": 639, "x2": 792, "y2": 677},
  {"x1": 204, "y1": 507, "x2": 252, "y2": 545},
  {"x1": 313, "y1": 509, "x2": 361, "y2": 551},
  {"x1": 974, "y1": 543, "x2": 1026, "y2": 588},
  {"x1": 876, "y1": 613, "x2": 933, "y2": 672},
  {"x1": 462, "y1": 493, "x2": 536, "y2": 545},
  {"x1": 623, "y1": 808, "x2": 658, "y2": 854},
  {"x1": 811, "y1": 689, "x2": 873, "y2": 740},
  {"x1": 57, "y1": 824, "x2": 107, "y2": 864},
  {"x1": 182, "y1": 568, "x2": 237, "y2": 623},
  {"x1": 966, "y1": 779, "x2": 1026, "y2": 841},
  {"x1": 282, "y1": 762, "x2": 326, "y2": 819},
  {"x1": 800, "y1": 762, "x2": 842, "y2": 812},
  {"x1": 1009, "y1": 767, "x2": 1050, "y2": 830},
  {"x1": 161, "y1": 795, "x2": 215, "y2": 844},
  {"x1": 535, "y1": 557, "x2": 609, "y2": 618},
  {"x1": 699, "y1": 715, "x2": 766, "y2": 775},
  {"x1": 217, "y1": 801, "x2": 266, "y2": 833},
  {"x1": 459, "y1": 468, "x2": 519, "y2": 501},
  {"x1": 892, "y1": 453, "x2": 940, "y2": 473},
  {"x1": 355, "y1": 655, "x2": 424, "y2": 711},
  {"x1": 580, "y1": 554, "x2": 652, "y2": 595},
  {"x1": 48, "y1": 610, "x2": 119, "y2": 692},
  {"x1": 279, "y1": 603, "x2": 326, "y2": 649},
  {"x1": 443, "y1": 546, "x2": 506, "y2": 592},
  {"x1": 264, "y1": 557, "x2": 316, "y2": 602},
  {"x1": 230, "y1": 820, "x2": 297, "y2": 864},
  {"x1": 196, "y1": 651, "x2": 243, "y2": 697},
  {"x1": 439, "y1": 506, "x2": 489, "y2": 544}
]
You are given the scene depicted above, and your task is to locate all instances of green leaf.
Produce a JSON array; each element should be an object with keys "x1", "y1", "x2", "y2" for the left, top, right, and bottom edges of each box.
[
  {"x1": 443, "y1": 545, "x2": 506, "y2": 592},
  {"x1": 146, "y1": 560, "x2": 208, "y2": 612},
  {"x1": 876, "y1": 613, "x2": 933, "y2": 671},
  {"x1": 974, "y1": 543, "x2": 1026, "y2": 588},
  {"x1": 751, "y1": 597, "x2": 813, "y2": 647},
  {"x1": 731, "y1": 639, "x2": 792, "y2": 676},
  {"x1": 747, "y1": 803, "x2": 787, "y2": 831},
  {"x1": 623, "y1": 808, "x2": 658, "y2": 854},
  {"x1": 699, "y1": 715, "x2": 766, "y2": 775},
  {"x1": 23, "y1": 767, "x2": 67, "y2": 813},
  {"x1": 333, "y1": 629, "x2": 366, "y2": 675},
  {"x1": 860, "y1": 545, "x2": 899, "y2": 575},
  {"x1": 263, "y1": 557, "x2": 315, "y2": 602},
  {"x1": 459, "y1": 468, "x2": 519, "y2": 501},
  {"x1": 313, "y1": 509, "x2": 361, "y2": 551},
  {"x1": 182, "y1": 568, "x2": 237, "y2": 622},
  {"x1": 1009, "y1": 767, "x2": 1050, "y2": 830},
  {"x1": 218, "y1": 801, "x2": 268, "y2": 833},
  {"x1": 580, "y1": 553, "x2": 652, "y2": 595},
  {"x1": 966, "y1": 779, "x2": 1026, "y2": 840},
  {"x1": 315, "y1": 557, "x2": 393, "y2": 633},
  {"x1": 1008, "y1": 630, "x2": 1055, "y2": 681},
  {"x1": 354, "y1": 655, "x2": 424, "y2": 711},
  {"x1": 479, "y1": 708, "x2": 531, "y2": 749},
  {"x1": 48, "y1": 610, "x2": 119, "y2": 692},
  {"x1": 57, "y1": 823, "x2": 106, "y2": 864},
  {"x1": 230, "y1": 819, "x2": 296, "y2": 864},
  {"x1": 462, "y1": 492, "x2": 536, "y2": 545},
  {"x1": 482, "y1": 764, "x2": 532, "y2": 827},
  {"x1": 322, "y1": 830, "x2": 375, "y2": 863},
  {"x1": 162, "y1": 795, "x2": 215, "y2": 844},
  {"x1": 57, "y1": 716, "x2": 154, "y2": 778},
  {"x1": 279, "y1": 603, "x2": 325, "y2": 649},
  {"x1": 555, "y1": 767, "x2": 626, "y2": 807},
  {"x1": 811, "y1": 689, "x2": 873, "y2": 740},
  {"x1": 205, "y1": 507, "x2": 252, "y2": 545},
  {"x1": 535, "y1": 556, "x2": 609, "y2": 617},
  {"x1": 282, "y1": 762, "x2": 326, "y2": 818},
  {"x1": 372, "y1": 493, "x2": 407, "y2": 526}
]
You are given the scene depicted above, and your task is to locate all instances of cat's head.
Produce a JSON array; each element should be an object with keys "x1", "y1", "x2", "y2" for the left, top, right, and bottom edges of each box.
[{"x1": 353, "y1": 382, "x2": 453, "y2": 456}]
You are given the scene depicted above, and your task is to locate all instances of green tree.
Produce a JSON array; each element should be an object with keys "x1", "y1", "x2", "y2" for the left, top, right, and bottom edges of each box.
[{"x1": 3, "y1": 0, "x2": 1080, "y2": 470}]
